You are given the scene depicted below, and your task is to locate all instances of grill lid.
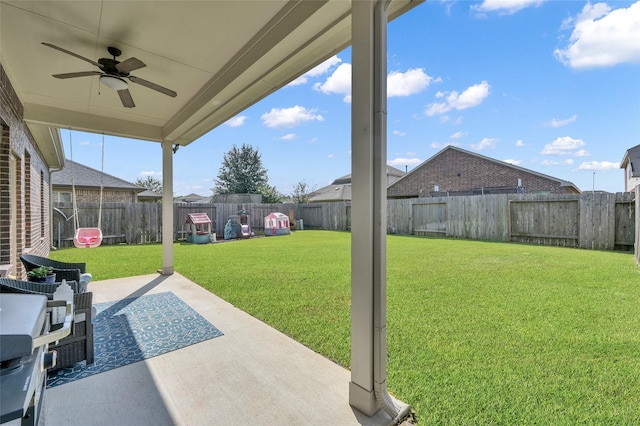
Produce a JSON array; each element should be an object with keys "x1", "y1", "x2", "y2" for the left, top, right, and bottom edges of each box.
[{"x1": 0, "y1": 294, "x2": 47, "y2": 362}]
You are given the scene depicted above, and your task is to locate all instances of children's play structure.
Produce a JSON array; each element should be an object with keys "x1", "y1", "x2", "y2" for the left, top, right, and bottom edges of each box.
[
  {"x1": 264, "y1": 212, "x2": 290, "y2": 236},
  {"x1": 69, "y1": 130, "x2": 104, "y2": 248},
  {"x1": 224, "y1": 209, "x2": 252, "y2": 240},
  {"x1": 184, "y1": 213, "x2": 215, "y2": 244}
]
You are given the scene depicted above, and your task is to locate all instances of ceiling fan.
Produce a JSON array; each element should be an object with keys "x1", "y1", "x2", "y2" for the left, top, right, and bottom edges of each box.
[{"x1": 42, "y1": 42, "x2": 177, "y2": 108}]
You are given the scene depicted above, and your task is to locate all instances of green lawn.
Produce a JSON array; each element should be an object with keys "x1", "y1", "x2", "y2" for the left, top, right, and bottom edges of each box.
[{"x1": 50, "y1": 231, "x2": 640, "y2": 424}]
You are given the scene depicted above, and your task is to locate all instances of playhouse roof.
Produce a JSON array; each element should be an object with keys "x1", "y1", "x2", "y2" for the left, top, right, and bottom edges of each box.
[
  {"x1": 185, "y1": 213, "x2": 211, "y2": 224},
  {"x1": 265, "y1": 212, "x2": 288, "y2": 219}
]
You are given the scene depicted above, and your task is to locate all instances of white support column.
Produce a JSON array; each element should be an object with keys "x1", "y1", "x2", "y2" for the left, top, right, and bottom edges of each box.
[
  {"x1": 161, "y1": 140, "x2": 174, "y2": 275},
  {"x1": 349, "y1": 0, "x2": 393, "y2": 417}
]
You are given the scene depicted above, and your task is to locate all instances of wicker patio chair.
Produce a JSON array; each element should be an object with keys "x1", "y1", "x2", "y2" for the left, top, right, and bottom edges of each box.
[
  {"x1": 0, "y1": 278, "x2": 94, "y2": 370},
  {"x1": 20, "y1": 254, "x2": 87, "y2": 283}
]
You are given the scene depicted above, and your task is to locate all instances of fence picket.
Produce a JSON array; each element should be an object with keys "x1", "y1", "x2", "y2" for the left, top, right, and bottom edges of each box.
[{"x1": 53, "y1": 192, "x2": 637, "y2": 252}]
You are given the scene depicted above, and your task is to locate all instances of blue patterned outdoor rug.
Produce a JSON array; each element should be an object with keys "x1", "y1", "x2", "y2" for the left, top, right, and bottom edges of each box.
[{"x1": 47, "y1": 291, "x2": 223, "y2": 388}]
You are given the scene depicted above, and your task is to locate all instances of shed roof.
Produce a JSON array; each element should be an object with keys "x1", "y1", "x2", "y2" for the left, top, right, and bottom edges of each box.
[
  {"x1": 185, "y1": 213, "x2": 211, "y2": 225},
  {"x1": 266, "y1": 212, "x2": 288, "y2": 219}
]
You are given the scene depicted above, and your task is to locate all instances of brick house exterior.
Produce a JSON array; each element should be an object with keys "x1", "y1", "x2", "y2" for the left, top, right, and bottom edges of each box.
[
  {"x1": 1, "y1": 63, "x2": 64, "y2": 278},
  {"x1": 387, "y1": 146, "x2": 580, "y2": 199},
  {"x1": 52, "y1": 159, "x2": 144, "y2": 204}
]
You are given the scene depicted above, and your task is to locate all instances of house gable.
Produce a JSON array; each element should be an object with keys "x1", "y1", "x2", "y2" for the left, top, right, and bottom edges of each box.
[
  {"x1": 620, "y1": 144, "x2": 640, "y2": 192},
  {"x1": 52, "y1": 159, "x2": 144, "y2": 203},
  {"x1": 387, "y1": 146, "x2": 580, "y2": 198}
]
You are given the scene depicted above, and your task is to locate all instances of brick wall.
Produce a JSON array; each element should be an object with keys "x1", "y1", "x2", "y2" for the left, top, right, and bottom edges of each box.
[
  {"x1": 0, "y1": 63, "x2": 53, "y2": 278},
  {"x1": 388, "y1": 148, "x2": 578, "y2": 198},
  {"x1": 69, "y1": 188, "x2": 137, "y2": 203}
]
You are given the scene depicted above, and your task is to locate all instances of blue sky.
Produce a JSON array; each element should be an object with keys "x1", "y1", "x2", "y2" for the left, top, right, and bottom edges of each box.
[{"x1": 66, "y1": 0, "x2": 640, "y2": 196}]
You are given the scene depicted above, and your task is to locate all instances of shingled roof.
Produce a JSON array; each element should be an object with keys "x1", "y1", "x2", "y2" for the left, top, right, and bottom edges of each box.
[
  {"x1": 621, "y1": 144, "x2": 640, "y2": 178},
  {"x1": 52, "y1": 159, "x2": 143, "y2": 192}
]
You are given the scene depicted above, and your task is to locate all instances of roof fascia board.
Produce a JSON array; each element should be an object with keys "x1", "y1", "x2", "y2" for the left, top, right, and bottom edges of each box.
[{"x1": 23, "y1": 103, "x2": 164, "y2": 142}]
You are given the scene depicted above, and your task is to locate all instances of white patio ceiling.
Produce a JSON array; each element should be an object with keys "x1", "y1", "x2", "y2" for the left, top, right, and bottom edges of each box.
[{"x1": 1, "y1": 0, "x2": 420, "y2": 155}]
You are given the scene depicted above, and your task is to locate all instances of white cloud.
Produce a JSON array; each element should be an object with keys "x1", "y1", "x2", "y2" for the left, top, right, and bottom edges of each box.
[
  {"x1": 393, "y1": 130, "x2": 407, "y2": 136},
  {"x1": 226, "y1": 115, "x2": 247, "y2": 127},
  {"x1": 388, "y1": 68, "x2": 436, "y2": 97},
  {"x1": 574, "y1": 149, "x2": 591, "y2": 157},
  {"x1": 546, "y1": 114, "x2": 577, "y2": 128},
  {"x1": 541, "y1": 136, "x2": 586, "y2": 156},
  {"x1": 504, "y1": 159, "x2": 523, "y2": 166},
  {"x1": 471, "y1": 137, "x2": 497, "y2": 151},
  {"x1": 261, "y1": 106, "x2": 324, "y2": 128},
  {"x1": 280, "y1": 133, "x2": 297, "y2": 141},
  {"x1": 288, "y1": 56, "x2": 341, "y2": 86},
  {"x1": 542, "y1": 159, "x2": 574, "y2": 166},
  {"x1": 388, "y1": 157, "x2": 423, "y2": 168},
  {"x1": 471, "y1": 0, "x2": 547, "y2": 15},
  {"x1": 314, "y1": 63, "x2": 352, "y2": 102},
  {"x1": 515, "y1": 140, "x2": 526, "y2": 147},
  {"x1": 315, "y1": 64, "x2": 439, "y2": 102},
  {"x1": 139, "y1": 170, "x2": 162, "y2": 178},
  {"x1": 450, "y1": 131, "x2": 467, "y2": 139},
  {"x1": 577, "y1": 161, "x2": 619, "y2": 171},
  {"x1": 425, "y1": 81, "x2": 490, "y2": 116},
  {"x1": 554, "y1": 2, "x2": 640, "y2": 69}
]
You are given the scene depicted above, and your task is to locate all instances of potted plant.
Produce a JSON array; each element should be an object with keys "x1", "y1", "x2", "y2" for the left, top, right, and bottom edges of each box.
[{"x1": 27, "y1": 266, "x2": 56, "y2": 283}]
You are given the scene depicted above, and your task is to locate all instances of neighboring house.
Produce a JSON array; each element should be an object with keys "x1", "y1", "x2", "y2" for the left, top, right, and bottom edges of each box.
[
  {"x1": 175, "y1": 193, "x2": 212, "y2": 204},
  {"x1": 52, "y1": 159, "x2": 145, "y2": 203},
  {"x1": 1, "y1": 64, "x2": 64, "y2": 276},
  {"x1": 309, "y1": 166, "x2": 406, "y2": 202},
  {"x1": 620, "y1": 144, "x2": 640, "y2": 192},
  {"x1": 387, "y1": 146, "x2": 581, "y2": 199},
  {"x1": 137, "y1": 189, "x2": 162, "y2": 202},
  {"x1": 210, "y1": 193, "x2": 262, "y2": 203}
]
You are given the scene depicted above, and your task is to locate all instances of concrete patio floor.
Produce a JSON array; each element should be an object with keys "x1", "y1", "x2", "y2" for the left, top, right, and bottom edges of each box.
[{"x1": 42, "y1": 273, "x2": 409, "y2": 425}]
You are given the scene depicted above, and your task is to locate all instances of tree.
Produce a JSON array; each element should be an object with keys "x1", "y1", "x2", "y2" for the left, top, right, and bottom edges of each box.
[
  {"x1": 135, "y1": 176, "x2": 162, "y2": 193},
  {"x1": 258, "y1": 183, "x2": 285, "y2": 204},
  {"x1": 290, "y1": 180, "x2": 314, "y2": 204},
  {"x1": 213, "y1": 144, "x2": 268, "y2": 194}
]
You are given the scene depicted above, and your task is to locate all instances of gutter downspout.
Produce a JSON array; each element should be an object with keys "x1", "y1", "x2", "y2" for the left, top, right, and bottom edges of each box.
[
  {"x1": 351, "y1": 1, "x2": 411, "y2": 421},
  {"x1": 372, "y1": 0, "x2": 399, "y2": 419}
]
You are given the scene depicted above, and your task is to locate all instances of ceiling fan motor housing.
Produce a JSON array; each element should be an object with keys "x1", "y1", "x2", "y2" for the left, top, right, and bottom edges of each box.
[{"x1": 107, "y1": 46, "x2": 122, "y2": 58}]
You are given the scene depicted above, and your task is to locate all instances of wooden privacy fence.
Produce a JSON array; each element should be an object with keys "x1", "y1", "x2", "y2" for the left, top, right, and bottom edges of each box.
[
  {"x1": 407, "y1": 192, "x2": 635, "y2": 250},
  {"x1": 53, "y1": 192, "x2": 637, "y2": 252}
]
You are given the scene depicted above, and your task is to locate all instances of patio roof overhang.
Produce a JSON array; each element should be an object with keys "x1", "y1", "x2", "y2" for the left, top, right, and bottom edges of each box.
[
  {"x1": 2, "y1": 0, "x2": 424, "y2": 420},
  {"x1": 1, "y1": 0, "x2": 420, "y2": 149}
]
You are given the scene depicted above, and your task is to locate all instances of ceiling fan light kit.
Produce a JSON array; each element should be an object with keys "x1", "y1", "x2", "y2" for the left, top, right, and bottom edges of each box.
[
  {"x1": 42, "y1": 42, "x2": 177, "y2": 108},
  {"x1": 99, "y1": 75, "x2": 128, "y2": 91}
]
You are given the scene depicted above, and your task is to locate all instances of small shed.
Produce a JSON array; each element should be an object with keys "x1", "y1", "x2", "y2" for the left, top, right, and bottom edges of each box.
[
  {"x1": 264, "y1": 212, "x2": 290, "y2": 236},
  {"x1": 185, "y1": 213, "x2": 213, "y2": 244}
]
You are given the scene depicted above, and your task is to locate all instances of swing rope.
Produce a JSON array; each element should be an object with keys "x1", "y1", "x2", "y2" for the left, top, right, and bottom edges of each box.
[
  {"x1": 70, "y1": 129, "x2": 79, "y2": 232},
  {"x1": 98, "y1": 133, "x2": 104, "y2": 229},
  {"x1": 69, "y1": 129, "x2": 105, "y2": 248}
]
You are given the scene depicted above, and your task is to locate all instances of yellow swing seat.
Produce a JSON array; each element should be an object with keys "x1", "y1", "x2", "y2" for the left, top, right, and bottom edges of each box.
[{"x1": 74, "y1": 227, "x2": 103, "y2": 249}]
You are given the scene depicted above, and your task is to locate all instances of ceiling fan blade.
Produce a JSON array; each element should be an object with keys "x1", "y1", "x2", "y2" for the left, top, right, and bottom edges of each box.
[
  {"x1": 52, "y1": 71, "x2": 103, "y2": 79},
  {"x1": 42, "y1": 42, "x2": 102, "y2": 68},
  {"x1": 117, "y1": 89, "x2": 136, "y2": 108},
  {"x1": 116, "y1": 57, "x2": 146, "y2": 73},
  {"x1": 128, "y1": 75, "x2": 177, "y2": 97}
]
